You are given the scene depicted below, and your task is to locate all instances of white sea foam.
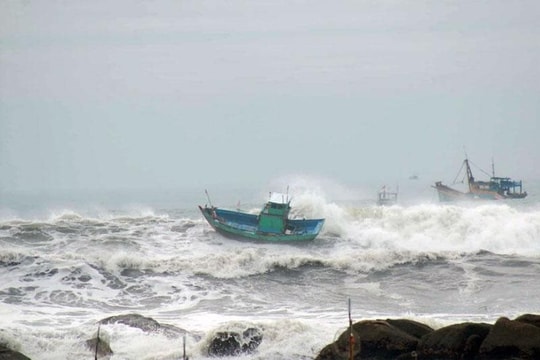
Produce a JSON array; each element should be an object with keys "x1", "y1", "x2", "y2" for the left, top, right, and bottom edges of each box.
[
  {"x1": 320, "y1": 202, "x2": 540, "y2": 255},
  {"x1": 2, "y1": 183, "x2": 540, "y2": 359}
]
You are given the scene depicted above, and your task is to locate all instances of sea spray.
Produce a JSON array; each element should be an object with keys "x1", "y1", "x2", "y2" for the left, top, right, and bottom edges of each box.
[{"x1": 1, "y1": 184, "x2": 540, "y2": 359}]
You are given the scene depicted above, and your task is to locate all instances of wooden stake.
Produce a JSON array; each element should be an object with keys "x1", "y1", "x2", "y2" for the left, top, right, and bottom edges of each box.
[
  {"x1": 348, "y1": 298, "x2": 354, "y2": 360},
  {"x1": 94, "y1": 324, "x2": 100, "y2": 360}
]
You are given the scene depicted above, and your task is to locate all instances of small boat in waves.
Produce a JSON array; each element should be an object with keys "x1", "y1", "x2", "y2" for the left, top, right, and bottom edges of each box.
[
  {"x1": 199, "y1": 191, "x2": 325, "y2": 242},
  {"x1": 433, "y1": 158, "x2": 527, "y2": 202},
  {"x1": 377, "y1": 185, "x2": 398, "y2": 206}
]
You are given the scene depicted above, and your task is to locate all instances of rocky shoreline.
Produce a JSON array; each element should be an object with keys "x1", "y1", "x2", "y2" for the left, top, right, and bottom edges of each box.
[
  {"x1": 316, "y1": 313, "x2": 540, "y2": 360},
  {"x1": 1, "y1": 313, "x2": 539, "y2": 359}
]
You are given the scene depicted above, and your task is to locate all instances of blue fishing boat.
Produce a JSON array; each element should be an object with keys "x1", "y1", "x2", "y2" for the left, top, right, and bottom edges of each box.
[
  {"x1": 199, "y1": 191, "x2": 325, "y2": 242},
  {"x1": 433, "y1": 158, "x2": 527, "y2": 201}
]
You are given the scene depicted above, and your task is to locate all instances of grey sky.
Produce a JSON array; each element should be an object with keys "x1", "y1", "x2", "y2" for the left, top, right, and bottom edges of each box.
[{"x1": 1, "y1": 0, "x2": 539, "y2": 194}]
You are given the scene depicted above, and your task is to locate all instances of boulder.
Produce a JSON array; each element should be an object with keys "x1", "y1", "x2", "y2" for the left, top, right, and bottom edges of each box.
[
  {"x1": 316, "y1": 315, "x2": 540, "y2": 360},
  {"x1": 99, "y1": 313, "x2": 195, "y2": 339},
  {"x1": 385, "y1": 319, "x2": 434, "y2": 339},
  {"x1": 417, "y1": 322, "x2": 491, "y2": 359},
  {"x1": 85, "y1": 336, "x2": 113, "y2": 358},
  {"x1": 515, "y1": 313, "x2": 540, "y2": 329},
  {"x1": 207, "y1": 327, "x2": 262, "y2": 357},
  {"x1": 478, "y1": 316, "x2": 540, "y2": 359},
  {"x1": 316, "y1": 319, "x2": 430, "y2": 360},
  {"x1": 0, "y1": 345, "x2": 31, "y2": 360},
  {"x1": 100, "y1": 314, "x2": 161, "y2": 332}
]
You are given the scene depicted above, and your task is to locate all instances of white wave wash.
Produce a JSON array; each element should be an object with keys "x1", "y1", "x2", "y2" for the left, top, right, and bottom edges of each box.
[
  {"x1": 341, "y1": 203, "x2": 540, "y2": 255},
  {"x1": 1, "y1": 188, "x2": 540, "y2": 359},
  {"x1": 2, "y1": 199, "x2": 540, "y2": 277}
]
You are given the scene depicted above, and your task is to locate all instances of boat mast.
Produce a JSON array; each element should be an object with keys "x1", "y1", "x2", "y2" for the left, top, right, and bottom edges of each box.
[{"x1": 465, "y1": 159, "x2": 475, "y2": 192}]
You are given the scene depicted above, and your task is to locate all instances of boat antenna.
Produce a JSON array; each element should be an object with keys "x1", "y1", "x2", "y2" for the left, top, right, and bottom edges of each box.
[
  {"x1": 491, "y1": 157, "x2": 495, "y2": 177},
  {"x1": 94, "y1": 324, "x2": 100, "y2": 360},
  {"x1": 348, "y1": 298, "x2": 355, "y2": 360},
  {"x1": 205, "y1": 189, "x2": 213, "y2": 207}
]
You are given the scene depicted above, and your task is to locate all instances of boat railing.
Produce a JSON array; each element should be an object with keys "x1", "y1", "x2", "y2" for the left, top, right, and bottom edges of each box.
[{"x1": 490, "y1": 177, "x2": 524, "y2": 193}]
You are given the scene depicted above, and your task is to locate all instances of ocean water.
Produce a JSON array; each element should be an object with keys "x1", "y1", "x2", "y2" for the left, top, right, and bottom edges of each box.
[{"x1": 1, "y1": 179, "x2": 539, "y2": 359}]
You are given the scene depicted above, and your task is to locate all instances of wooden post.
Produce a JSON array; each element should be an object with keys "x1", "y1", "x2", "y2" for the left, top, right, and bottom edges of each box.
[
  {"x1": 348, "y1": 298, "x2": 354, "y2": 360},
  {"x1": 94, "y1": 324, "x2": 100, "y2": 360}
]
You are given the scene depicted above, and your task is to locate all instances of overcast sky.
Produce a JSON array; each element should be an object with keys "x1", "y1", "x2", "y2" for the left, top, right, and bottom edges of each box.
[{"x1": 1, "y1": 0, "x2": 539, "y2": 194}]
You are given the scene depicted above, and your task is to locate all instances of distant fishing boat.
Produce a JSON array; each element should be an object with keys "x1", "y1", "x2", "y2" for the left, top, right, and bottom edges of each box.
[
  {"x1": 199, "y1": 191, "x2": 325, "y2": 242},
  {"x1": 433, "y1": 158, "x2": 527, "y2": 202},
  {"x1": 377, "y1": 185, "x2": 398, "y2": 206}
]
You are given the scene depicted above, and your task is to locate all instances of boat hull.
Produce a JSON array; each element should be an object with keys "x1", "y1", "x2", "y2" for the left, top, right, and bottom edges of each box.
[
  {"x1": 433, "y1": 182, "x2": 524, "y2": 202},
  {"x1": 198, "y1": 206, "x2": 324, "y2": 242},
  {"x1": 433, "y1": 158, "x2": 527, "y2": 202},
  {"x1": 377, "y1": 190, "x2": 398, "y2": 206}
]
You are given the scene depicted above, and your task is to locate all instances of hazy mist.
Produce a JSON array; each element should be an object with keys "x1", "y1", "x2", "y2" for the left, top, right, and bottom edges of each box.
[{"x1": 2, "y1": 1, "x2": 539, "y2": 196}]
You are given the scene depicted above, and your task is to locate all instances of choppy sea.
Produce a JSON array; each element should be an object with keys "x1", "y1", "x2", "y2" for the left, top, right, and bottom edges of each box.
[{"x1": 1, "y1": 179, "x2": 539, "y2": 359}]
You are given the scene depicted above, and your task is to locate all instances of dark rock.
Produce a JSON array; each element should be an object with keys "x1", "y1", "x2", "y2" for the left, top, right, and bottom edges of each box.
[
  {"x1": 478, "y1": 316, "x2": 540, "y2": 359},
  {"x1": 100, "y1": 313, "x2": 160, "y2": 332},
  {"x1": 208, "y1": 332, "x2": 241, "y2": 357},
  {"x1": 515, "y1": 313, "x2": 540, "y2": 329},
  {"x1": 463, "y1": 334, "x2": 483, "y2": 359},
  {"x1": 417, "y1": 322, "x2": 491, "y2": 359},
  {"x1": 85, "y1": 337, "x2": 113, "y2": 358},
  {"x1": 0, "y1": 345, "x2": 31, "y2": 360},
  {"x1": 241, "y1": 327, "x2": 263, "y2": 353},
  {"x1": 315, "y1": 319, "x2": 425, "y2": 360},
  {"x1": 315, "y1": 342, "x2": 346, "y2": 360},
  {"x1": 385, "y1": 319, "x2": 434, "y2": 339},
  {"x1": 207, "y1": 327, "x2": 263, "y2": 357},
  {"x1": 98, "y1": 313, "x2": 193, "y2": 338},
  {"x1": 317, "y1": 315, "x2": 540, "y2": 360},
  {"x1": 352, "y1": 320, "x2": 422, "y2": 359}
]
